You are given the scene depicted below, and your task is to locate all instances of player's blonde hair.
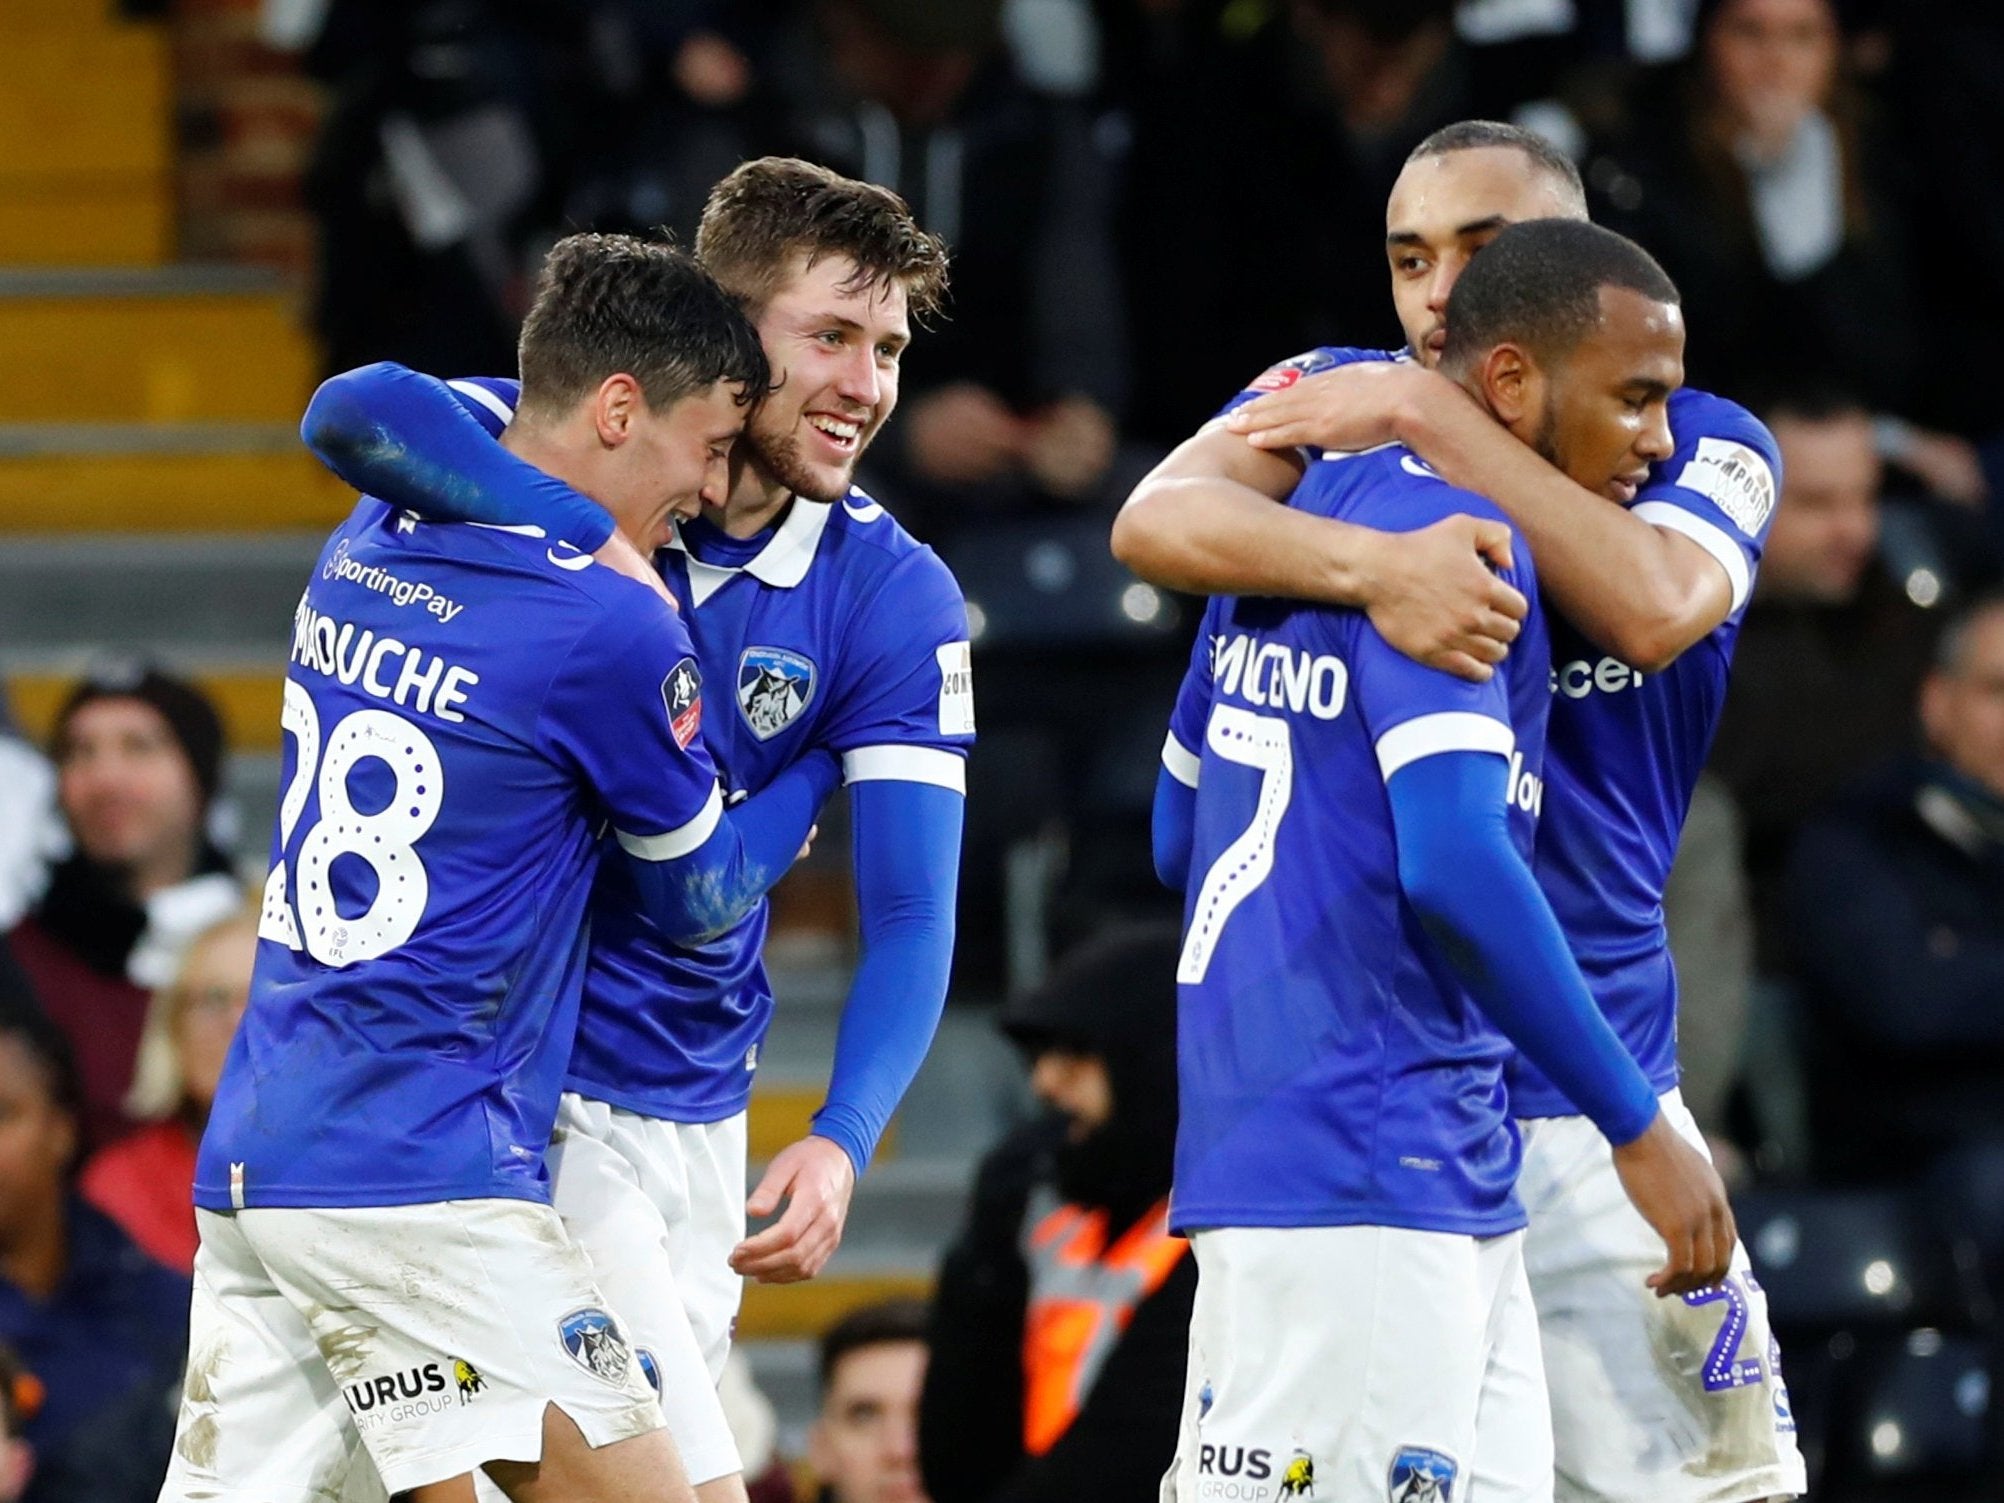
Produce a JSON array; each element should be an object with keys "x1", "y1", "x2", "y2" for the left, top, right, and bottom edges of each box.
[{"x1": 125, "y1": 907, "x2": 257, "y2": 1121}]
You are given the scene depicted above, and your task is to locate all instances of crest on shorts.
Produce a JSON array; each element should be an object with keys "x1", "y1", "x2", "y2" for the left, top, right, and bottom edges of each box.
[
  {"x1": 637, "y1": 1348, "x2": 661, "y2": 1395},
  {"x1": 1387, "y1": 1446, "x2": 1455, "y2": 1503},
  {"x1": 559, "y1": 1307, "x2": 632, "y2": 1384},
  {"x1": 737, "y1": 646, "x2": 816, "y2": 740}
]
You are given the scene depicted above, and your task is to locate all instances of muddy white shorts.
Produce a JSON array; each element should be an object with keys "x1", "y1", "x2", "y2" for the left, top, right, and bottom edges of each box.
[
  {"x1": 542, "y1": 1094, "x2": 748, "y2": 1484},
  {"x1": 1519, "y1": 1091, "x2": 1807, "y2": 1503},
  {"x1": 157, "y1": 1198, "x2": 662, "y2": 1501},
  {"x1": 1160, "y1": 1223, "x2": 1553, "y2": 1503}
]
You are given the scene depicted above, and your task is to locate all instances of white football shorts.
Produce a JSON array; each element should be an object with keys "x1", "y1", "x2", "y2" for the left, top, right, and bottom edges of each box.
[
  {"x1": 1159, "y1": 1223, "x2": 1553, "y2": 1503},
  {"x1": 157, "y1": 1198, "x2": 662, "y2": 1501},
  {"x1": 1519, "y1": 1090, "x2": 1808, "y2": 1503}
]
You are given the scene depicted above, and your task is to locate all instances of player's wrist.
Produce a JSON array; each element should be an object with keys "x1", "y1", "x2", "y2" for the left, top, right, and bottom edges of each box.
[{"x1": 1326, "y1": 521, "x2": 1388, "y2": 609}]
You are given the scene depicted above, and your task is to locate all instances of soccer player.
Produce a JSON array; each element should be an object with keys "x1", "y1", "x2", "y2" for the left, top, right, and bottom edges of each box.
[
  {"x1": 1155, "y1": 219, "x2": 1731, "y2": 1503},
  {"x1": 158, "y1": 237, "x2": 840, "y2": 1503},
  {"x1": 298, "y1": 160, "x2": 968, "y2": 1503},
  {"x1": 1117, "y1": 123, "x2": 1805, "y2": 1502}
]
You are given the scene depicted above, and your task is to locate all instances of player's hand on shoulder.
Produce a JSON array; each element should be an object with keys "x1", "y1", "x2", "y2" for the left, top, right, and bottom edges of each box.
[
  {"x1": 731, "y1": 1134, "x2": 858, "y2": 1285},
  {"x1": 1227, "y1": 359, "x2": 1435, "y2": 453},
  {"x1": 592, "y1": 531, "x2": 678, "y2": 609},
  {"x1": 1360, "y1": 514, "x2": 1526, "y2": 682},
  {"x1": 1610, "y1": 1110, "x2": 1739, "y2": 1297}
]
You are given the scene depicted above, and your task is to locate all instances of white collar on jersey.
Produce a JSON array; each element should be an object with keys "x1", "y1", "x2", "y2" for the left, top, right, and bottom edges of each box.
[{"x1": 666, "y1": 495, "x2": 835, "y2": 607}]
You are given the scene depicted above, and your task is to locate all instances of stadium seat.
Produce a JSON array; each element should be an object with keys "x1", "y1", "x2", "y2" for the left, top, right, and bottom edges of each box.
[
  {"x1": 935, "y1": 512, "x2": 1192, "y2": 653},
  {"x1": 1814, "y1": 1329, "x2": 1995, "y2": 1502},
  {"x1": 1737, "y1": 1188, "x2": 1990, "y2": 1332}
]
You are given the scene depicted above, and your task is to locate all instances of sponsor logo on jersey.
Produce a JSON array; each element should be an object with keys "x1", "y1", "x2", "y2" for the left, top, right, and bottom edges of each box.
[
  {"x1": 1246, "y1": 348, "x2": 1337, "y2": 394},
  {"x1": 738, "y1": 646, "x2": 817, "y2": 740},
  {"x1": 1507, "y1": 747, "x2": 1545, "y2": 817},
  {"x1": 1675, "y1": 438, "x2": 1776, "y2": 536},
  {"x1": 1209, "y1": 633, "x2": 1350, "y2": 721},
  {"x1": 323, "y1": 539, "x2": 466, "y2": 622},
  {"x1": 1551, "y1": 656, "x2": 1646, "y2": 700},
  {"x1": 559, "y1": 1307, "x2": 632, "y2": 1384},
  {"x1": 937, "y1": 642, "x2": 976, "y2": 735},
  {"x1": 1387, "y1": 1446, "x2": 1454, "y2": 1502},
  {"x1": 1279, "y1": 1451, "x2": 1315, "y2": 1497},
  {"x1": 664, "y1": 657, "x2": 703, "y2": 749}
]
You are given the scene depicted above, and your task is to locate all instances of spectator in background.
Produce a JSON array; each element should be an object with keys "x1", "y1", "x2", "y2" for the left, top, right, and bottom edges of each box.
[
  {"x1": 79, "y1": 911, "x2": 252, "y2": 1274},
  {"x1": 811, "y1": 1299, "x2": 932, "y2": 1503},
  {"x1": 921, "y1": 924, "x2": 1190, "y2": 1503},
  {"x1": 773, "y1": 0, "x2": 1142, "y2": 539},
  {"x1": 4, "y1": 669, "x2": 242, "y2": 1153},
  {"x1": 1783, "y1": 595, "x2": 2004, "y2": 1256},
  {"x1": 0, "y1": 999, "x2": 187, "y2": 1503},
  {"x1": 1706, "y1": 387, "x2": 1941, "y2": 964},
  {"x1": 0, "y1": 694, "x2": 54, "y2": 933}
]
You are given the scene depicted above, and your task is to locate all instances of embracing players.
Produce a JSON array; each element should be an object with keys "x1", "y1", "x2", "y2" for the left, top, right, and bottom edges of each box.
[
  {"x1": 1120, "y1": 122, "x2": 1804, "y2": 1502},
  {"x1": 299, "y1": 159, "x2": 969, "y2": 1503},
  {"x1": 160, "y1": 239, "x2": 839, "y2": 1503}
]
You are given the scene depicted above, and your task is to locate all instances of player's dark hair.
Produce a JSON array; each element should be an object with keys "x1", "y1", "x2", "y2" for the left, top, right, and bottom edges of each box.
[
  {"x1": 817, "y1": 1297, "x2": 929, "y2": 1395},
  {"x1": 697, "y1": 157, "x2": 949, "y2": 325},
  {"x1": 516, "y1": 233, "x2": 768, "y2": 420},
  {"x1": 1440, "y1": 219, "x2": 1679, "y2": 370},
  {"x1": 0, "y1": 989, "x2": 85, "y2": 1174},
  {"x1": 1408, "y1": 120, "x2": 1587, "y2": 215}
]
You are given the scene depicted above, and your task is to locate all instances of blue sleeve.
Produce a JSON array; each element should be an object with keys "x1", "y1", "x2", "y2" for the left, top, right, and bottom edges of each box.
[
  {"x1": 809, "y1": 779, "x2": 965, "y2": 1175},
  {"x1": 1630, "y1": 391, "x2": 1782, "y2": 621},
  {"x1": 1388, "y1": 751, "x2": 1660, "y2": 1144},
  {"x1": 301, "y1": 362, "x2": 617, "y2": 551},
  {"x1": 1152, "y1": 765, "x2": 1195, "y2": 892},
  {"x1": 538, "y1": 596, "x2": 835, "y2": 941},
  {"x1": 1154, "y1": 617, "x2": 1212, "y2": 890},
  {"x1": 820, "y1": 546, "x2": 976, "y2": 772}
]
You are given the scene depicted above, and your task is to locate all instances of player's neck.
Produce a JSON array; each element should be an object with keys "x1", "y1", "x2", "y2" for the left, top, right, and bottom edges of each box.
[
  {"x1": 501, "y1": 420, "x2": 662, "y2": 552},
  {"x1": 715, "y1": 468, "x2": 794, "y2": 540}
]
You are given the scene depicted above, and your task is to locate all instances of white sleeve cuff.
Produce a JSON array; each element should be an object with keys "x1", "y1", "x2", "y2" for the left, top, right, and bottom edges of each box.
[
  {"x1": 1632, "y1": 501, "x2": 1752, "y2": 613},
  {"x1": 1161, "y1": 731, "x2": 1201, "y2": 789},
  {"x1": 841, "y1": 744, "x2": 967, "y2": 793},
  {"x1": 614, "y1": 783, "x2": 723, "y2": 861},
  {"x1": 1375, "y1": 712, "x2": 1514, "y2": 781}
]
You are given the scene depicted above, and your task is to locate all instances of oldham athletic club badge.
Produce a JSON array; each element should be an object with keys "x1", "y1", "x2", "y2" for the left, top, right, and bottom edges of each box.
[
  {"x1": 558, "y1": 1307, "x2": 632, "y2": 1384},
  {"x1": 663, "y1": 657, "x2": 703, "y2": 749},
  {"x1": 737, "y1": 646, "x2": 816, "y2": 740},
  {"x1": 1388, "y1": 1446, "x2": 1456, "y2": 1502}
]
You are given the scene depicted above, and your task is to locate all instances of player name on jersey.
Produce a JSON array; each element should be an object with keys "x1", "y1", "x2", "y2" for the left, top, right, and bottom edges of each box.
[{"x1": 290, "y1": 601, "x2": 479, "y2": 724}]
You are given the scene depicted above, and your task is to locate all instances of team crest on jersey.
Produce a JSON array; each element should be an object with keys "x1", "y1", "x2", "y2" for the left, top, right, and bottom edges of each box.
[
  {"x1": 1247, "y1": 348, "x2": 1337, "y2": 394},
  {"x1": 1387, "y1": 1446, "x2": 1455, "y2": 1502},
  {"x1": 559, "y1": 1307, "x2": 632, "y2": 1384},
  {"x1": 663, "y1": 657, "x2": 703, "y2": 749},
  {"x1": 737, "y1": 646, "x2": 817, "y2": 740}
]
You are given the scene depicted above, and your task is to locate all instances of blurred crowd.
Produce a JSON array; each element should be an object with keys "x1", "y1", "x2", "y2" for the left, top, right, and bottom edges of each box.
[{"x1": 2, "y1": 0, "x2": 2004, "y2": 1495}]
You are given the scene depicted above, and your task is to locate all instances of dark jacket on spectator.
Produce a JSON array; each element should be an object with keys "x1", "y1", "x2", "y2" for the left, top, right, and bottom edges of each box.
[
  {"x1": 1, "y1": 1199, "x2": 188, "y2": 1503},
  {"x1": 1784, "y1": 759, "x2": 2004, "y2": 1181}
]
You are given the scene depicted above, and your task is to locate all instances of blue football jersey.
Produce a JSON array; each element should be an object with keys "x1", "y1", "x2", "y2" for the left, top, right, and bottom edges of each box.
[
  {"x1": 197, "y1": 498, "x2": 727, "y2": 1210},
  {"x1": 440, "y1": 379, "x2": 973, "y2": 1122},
  {"x1": 1513, "y1": 386, "x2": 1781, "y2": 1116},
  {"x1": 1162, "y1": 445, "x2": 1552, "y2": 1236}
]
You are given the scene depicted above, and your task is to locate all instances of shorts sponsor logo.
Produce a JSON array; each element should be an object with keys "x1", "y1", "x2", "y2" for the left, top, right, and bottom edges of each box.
[
  {"x1": 1387, "y1": 1446, "x2": 1454, "y2": 1502},
  {"x1": 1196, "y1": 1444, "x2": 1275, "y2": 1501},
  {"x1": 663, "y1": 658, "x2": 703, "y2": 749},
  {"x1": 343, "y1": 1356, "x2": 482, "y2": 1428},
  {"x1": 560, "y1": 1307, "x2": 632, "y2": 1384},
  {"x1": 737, "y1": 646, "x2": 816, "y2": 740},
  {"x1": 637, "y1": 1348, "x2": 661, "y2": 1395},
  {"x1": 1279, "y1": 1450, "x2": 1315, "y2": 1497}
]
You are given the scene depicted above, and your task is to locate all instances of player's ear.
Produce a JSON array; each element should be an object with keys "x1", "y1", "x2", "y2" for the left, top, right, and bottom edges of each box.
[
  {"x1": 1479, "y1": 343, "x2": 1536, "y2": 426},
  {"x1": 593, "y1": 374, "x2": 643, "y2": 448}
]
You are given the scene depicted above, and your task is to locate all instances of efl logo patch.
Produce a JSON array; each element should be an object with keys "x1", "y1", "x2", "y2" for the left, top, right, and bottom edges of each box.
[
  {"x1": 1246, "y1": 348, "x2": 1337, "y2": 394},
  {"x1": 1675, "y1": 438, "x2": 1776, "y2": 536},
  {"x1": 663, "y1": 657, "x2": 703, "y2": 749},
  {"x1": 1387, "y1": 1446, "x2": 1456, "y2": 1502},
  {"x1": 738, "y1": 646, "x2": 817, "y2": 740},
  {"x1": 559, "y1": 1307, "x2": 632, "y2": 1385}
]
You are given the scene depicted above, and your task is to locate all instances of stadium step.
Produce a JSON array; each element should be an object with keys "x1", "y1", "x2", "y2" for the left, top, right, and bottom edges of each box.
[
  {"x1": 0, "y1": 268, "x2": 317, "y2": 422},
  {"x1": 0, "y1": 6, "x2": 172, "y2": 266}
]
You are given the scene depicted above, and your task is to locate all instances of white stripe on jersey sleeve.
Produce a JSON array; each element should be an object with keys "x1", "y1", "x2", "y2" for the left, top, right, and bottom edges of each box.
[
  {"x1": 614, "y1": 784, "x2": 723, "y2": 861},
  {"x1": 1161, "y1": 731, "x2": 1201, "y2": 789},
  {"x1": 841, "y1": 744, "x2": 967, "y2": 793},
  {"x1": 1374, "y1": 712, "x2": 1514, "y2": 781},
  {"x1": 449, "y1": 379, "x2": 516, "y2": 427},
  {"x1": 1632, "y1": 501, "x2": 1752, "y2": 614}
]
